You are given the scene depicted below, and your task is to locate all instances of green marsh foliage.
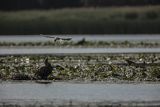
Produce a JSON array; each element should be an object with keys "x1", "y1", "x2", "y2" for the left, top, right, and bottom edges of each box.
[{"x1": 0, "y1": 6, "x2": 160, "y2": 34}]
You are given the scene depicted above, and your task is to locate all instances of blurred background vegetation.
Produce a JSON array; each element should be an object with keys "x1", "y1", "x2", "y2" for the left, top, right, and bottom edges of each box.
[{"x1": 0, "y1": 0, "x2": 160, "y2": 34}]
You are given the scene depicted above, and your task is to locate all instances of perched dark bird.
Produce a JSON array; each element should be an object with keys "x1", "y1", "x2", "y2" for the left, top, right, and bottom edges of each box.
[{"x1": 35, "y1": 58, "x2": 54, "y2": 80}]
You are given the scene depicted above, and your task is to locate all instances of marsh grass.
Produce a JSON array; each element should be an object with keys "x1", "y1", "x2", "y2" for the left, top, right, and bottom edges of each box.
[{"x1": 0, "y1": 6, "x2": 160, "y2": 34}]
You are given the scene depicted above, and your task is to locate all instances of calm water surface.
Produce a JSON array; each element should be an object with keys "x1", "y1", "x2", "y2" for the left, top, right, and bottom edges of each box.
[
  {"x1": 0, "y1": 48, "x2": 160, "y2": 55},
  {"x1": 0, "y1": 82, "x2": 160, "y2": 103}
]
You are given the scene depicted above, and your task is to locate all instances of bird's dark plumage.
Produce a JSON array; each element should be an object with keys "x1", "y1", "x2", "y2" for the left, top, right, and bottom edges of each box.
[
  {"x1": 35, "y1": 58, "x2": 53, "y2": 80},
  {"x1": 125, "y1": 59, "x2": 146, "y2": 68},
  {"x1": 125, "y1": 59, "x2": 136, "y2": 66}
]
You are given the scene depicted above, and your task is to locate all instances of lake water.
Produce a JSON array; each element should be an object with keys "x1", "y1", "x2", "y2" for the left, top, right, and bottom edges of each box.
[
  {"x1": 0, "y1": 48, "x2": 160, "y2": 55},
  {"x1": 0, "y1": 82, "x2": 160, "y2": 106},
  {"x1": 0, "y1": 35, "x2": 160, "y2": 55},
  {"x1": 0, "y1": 35, "x2": 160, "y2": 106}
]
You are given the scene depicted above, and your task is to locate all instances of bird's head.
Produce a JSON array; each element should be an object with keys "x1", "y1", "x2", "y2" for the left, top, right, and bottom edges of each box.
[
  {"x1": 44, "y1": 57, "x2": 55, "y2": 70},
  {"x1": 44, "y1": 57, "x2": 48, "y2": 65}
]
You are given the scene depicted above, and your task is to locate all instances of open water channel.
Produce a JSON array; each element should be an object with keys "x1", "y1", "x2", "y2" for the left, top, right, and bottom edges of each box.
[
  {"x1": 0, "y1": 82, "x2": 160, "y2": 106},
  {"x1": 0, "y1": 35, "x2": 160, "y2": 55}
]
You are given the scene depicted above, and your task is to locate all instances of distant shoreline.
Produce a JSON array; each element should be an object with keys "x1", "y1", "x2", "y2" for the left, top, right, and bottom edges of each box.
[{"x1": 0, "y1": 6, "x2": 160, "y2": 34}]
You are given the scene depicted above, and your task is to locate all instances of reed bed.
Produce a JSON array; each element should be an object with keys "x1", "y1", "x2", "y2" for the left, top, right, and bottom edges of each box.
[{"x1": 0, "y1": 6, "x2": 160, "y2": 34}]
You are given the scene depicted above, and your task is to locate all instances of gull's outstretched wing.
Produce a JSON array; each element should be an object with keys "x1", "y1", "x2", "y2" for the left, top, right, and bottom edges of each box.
[
  {"x1": 43, "y1": 35, "x2": 72, "y2": 41},
  {"x1": 60, "y1": 37, "x2": 72, "y2": 41},
  {"x1": 43, "y1": 35, "x2": 55, "y2": 38}
]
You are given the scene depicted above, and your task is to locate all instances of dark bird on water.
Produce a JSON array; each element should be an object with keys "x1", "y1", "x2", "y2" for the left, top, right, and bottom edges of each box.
[
  {"x1": 125, "y1": 59, "x2": 136, "y2": 66},
  {"x1": 125, "y1": 59, "x2": 146, "y2": 68},
  {"x1": 35, "y1": 58, "x2": 54, "y2": 80}
]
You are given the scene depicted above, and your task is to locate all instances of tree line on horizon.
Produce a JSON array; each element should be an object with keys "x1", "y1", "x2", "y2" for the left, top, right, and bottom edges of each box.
[{"x1": 0, "y1": 0, "x2": 160, "y2": 11}]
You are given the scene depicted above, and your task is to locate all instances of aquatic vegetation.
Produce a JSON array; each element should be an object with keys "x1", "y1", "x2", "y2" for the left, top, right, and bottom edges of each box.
[
  {"x1": 0, "y1": 40, "x2": 160, "y2": 48},
  {"x1": 0, "y1": 53, "x2": 160, "y2": 81}
]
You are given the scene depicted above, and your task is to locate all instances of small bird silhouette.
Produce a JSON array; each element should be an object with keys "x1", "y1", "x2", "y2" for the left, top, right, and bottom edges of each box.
[
  {"x1": 43, "y1": 35, "x2": 72, "y2": 42},
  {"x1": 125, "y1": 59, "x2": 147, "y2": 68},
  {"x1": 125, "y1": 59, "x2": 136, "y2": 66},
  {"x1": 35, "y1": 58, "x2": 54, "y2": 80}
]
